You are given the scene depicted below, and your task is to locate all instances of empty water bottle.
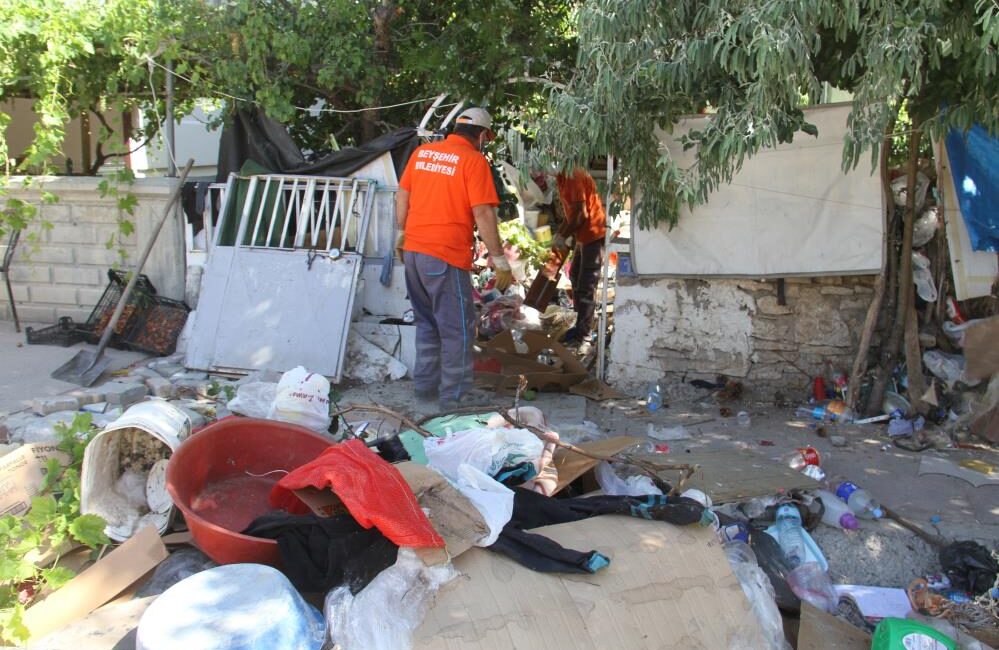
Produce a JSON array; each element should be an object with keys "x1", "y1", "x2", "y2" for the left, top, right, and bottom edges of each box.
[
  {"x1": 646, "y1": 381, "x2": 663, "y2": 412},
  {"x1": 775, "y1": 504, "x2": 807, "y2": 569},
  {"x1": 796, "y1": 400, "x2": 855, "y2": 423},
  {"x1": 834, "y1": 481, "x2": 884, "y2": 519},
  {"x1": 815, "y1": 490, "x2": 860, "y2": 530}
]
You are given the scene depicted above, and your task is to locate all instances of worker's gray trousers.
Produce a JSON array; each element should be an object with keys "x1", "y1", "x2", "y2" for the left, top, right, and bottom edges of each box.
[{"x1": 403, "y1": 251, "x2": 475, "y2": 402}]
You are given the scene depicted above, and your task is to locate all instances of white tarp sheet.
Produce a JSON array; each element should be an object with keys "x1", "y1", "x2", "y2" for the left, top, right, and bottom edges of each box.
[{"x1": 632, "y1": 104, "x2": 884, "y2": 277}]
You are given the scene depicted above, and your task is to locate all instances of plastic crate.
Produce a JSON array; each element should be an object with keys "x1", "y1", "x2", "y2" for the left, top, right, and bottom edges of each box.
[
  {"x1": 122, "y1": 296, "x2": 191, "y2": 356},
  {"x1": 25, "y1": 317, "x2": 91, "y2": 347},
  {"x1": 84, "y1": 269, "x2": 157, "y2": 346}
]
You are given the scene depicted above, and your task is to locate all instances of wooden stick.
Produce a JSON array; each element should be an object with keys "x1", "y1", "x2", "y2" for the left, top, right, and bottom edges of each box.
[
  {"x1": 883, "y1": 505, "x2": 947, "y2": 549},
  {"x1": 331, "y1": 404, "x2": 433, "y2": 438},
  {"x1": 848, "y1": 271, "x2": 886, "y2": 410}
]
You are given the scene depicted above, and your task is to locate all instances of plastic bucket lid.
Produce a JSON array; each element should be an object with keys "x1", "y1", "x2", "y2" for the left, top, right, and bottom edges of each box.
[{"x1": 136, "y1": 563, "x2": 326, "y2": 650}]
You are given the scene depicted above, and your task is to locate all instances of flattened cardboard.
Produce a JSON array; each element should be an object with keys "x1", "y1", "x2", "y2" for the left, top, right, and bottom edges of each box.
[
  {"x1": 551, "y1": 436, "x2": 643, "y2": 493},
  {"x1": 414, "y1": 516, "x2": 766, "y2": 649},
  {"x1": 633, "y1": 447, "x2": 823, "y2": 503},
  {"x1": 479, "y1": 330, "x2": 588, "y2": 392},
  {"x1": 23, "y1": 525, "x2": 168, "y2": 640},
  {"x1": 797, "y1": 602, "x2": 871, "y2": 650},
  {"x1": 0, "y1": 443, "x2": 71, "y2": 517},
  {"x1": 965, "y1": 316, "x2": 999, "y2": 381}
]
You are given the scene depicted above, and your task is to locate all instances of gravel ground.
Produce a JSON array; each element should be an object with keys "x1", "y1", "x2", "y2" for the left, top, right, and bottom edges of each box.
[{"x1": 812, "y1": 521, "x2": 940, "y2": 588}]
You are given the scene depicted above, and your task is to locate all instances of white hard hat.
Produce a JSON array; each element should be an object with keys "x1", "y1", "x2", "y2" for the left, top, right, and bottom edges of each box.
[{"x1": 455, "y1": 107, "x2": 493, "y2": 131}]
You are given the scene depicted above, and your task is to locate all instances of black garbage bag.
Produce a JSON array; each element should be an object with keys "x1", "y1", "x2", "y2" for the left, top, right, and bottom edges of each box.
[
  {"x1": 940, "y1": 540, "x2": 998, "y2": 596},
  {"x1": 750, "y1": 528, "x2": 802, "y2": 613}
]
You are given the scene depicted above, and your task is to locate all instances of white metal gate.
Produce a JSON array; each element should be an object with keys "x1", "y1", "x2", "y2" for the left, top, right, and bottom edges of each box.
[{"x1": 185, "y1": 173, "x2": 378, "y2": 380}]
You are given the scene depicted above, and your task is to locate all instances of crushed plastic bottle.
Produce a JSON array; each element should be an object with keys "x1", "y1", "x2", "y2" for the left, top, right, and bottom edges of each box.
[
  {"x1": 815, "y1": 489, "x2": 859, "y2": 530},
  {"x1": 834, "y1": 481, "x2": 884, "y2": 519},
  {"x1": 646, "y1": 381, "x2": 663, "y2": 412},
  {"x1": 780, "y1": 446, "x2": 821, "y2": 472},
  {"x1": 796, "y1": 400, "x2": 855, "y2": 423},
  {"x1": 775, "y1": 504, "x2": 807, "y2": 569}
]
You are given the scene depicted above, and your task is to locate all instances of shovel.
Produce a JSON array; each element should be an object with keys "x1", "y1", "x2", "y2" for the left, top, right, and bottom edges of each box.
[{"x1": 52, "y1": 159, "x2": 194, "y2": 386}]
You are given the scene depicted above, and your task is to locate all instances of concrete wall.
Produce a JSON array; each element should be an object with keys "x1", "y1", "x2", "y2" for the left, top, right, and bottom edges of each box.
[
  {"x1": 608, "y1": 275, "x2": 877, "y2": 397},
  {"x1": 1, "y1": 176, "x2": 186, "y2": 325}
]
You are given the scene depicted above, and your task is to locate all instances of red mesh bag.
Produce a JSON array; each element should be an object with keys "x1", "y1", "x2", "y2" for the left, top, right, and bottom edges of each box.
[{"x1": 270, "y1": 439, "x2": 444, "y2": 549}]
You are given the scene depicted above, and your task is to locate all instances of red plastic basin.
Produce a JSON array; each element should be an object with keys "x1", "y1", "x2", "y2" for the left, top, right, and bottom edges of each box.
[{"x1": 166, "y1": 417, "x2": 334, "y2": 565}]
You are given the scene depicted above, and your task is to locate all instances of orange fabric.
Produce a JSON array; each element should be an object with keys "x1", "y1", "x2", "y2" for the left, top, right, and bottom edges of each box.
[
  {"x1": 557, "y1": 169, "x2": 607, "y2": 246},
  {"x1": 400, "y1": 135, "x2": 500, "y2": 270}
]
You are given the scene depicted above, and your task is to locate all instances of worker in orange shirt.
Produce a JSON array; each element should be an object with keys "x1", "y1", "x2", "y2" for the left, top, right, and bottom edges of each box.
[
  {"x1": 552, "y1": 168, "x2": 607, "y2": 346},
  {"x1": 395, "y1": 107, "x2": 512, "y2": 409}
]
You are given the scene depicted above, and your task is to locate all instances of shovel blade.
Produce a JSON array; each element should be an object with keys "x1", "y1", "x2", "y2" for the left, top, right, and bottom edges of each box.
[{"x1": 50, "y1": 350, "x2": 111, "y2": 386}]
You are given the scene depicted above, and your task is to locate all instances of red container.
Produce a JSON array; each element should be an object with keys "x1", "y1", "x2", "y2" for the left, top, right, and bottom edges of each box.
[{"x1": 166, "y1": 417, "x2": 334, "y2": 566}]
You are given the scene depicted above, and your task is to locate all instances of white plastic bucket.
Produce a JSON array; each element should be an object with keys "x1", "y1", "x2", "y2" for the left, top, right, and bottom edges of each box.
[{"x1": 81, "y1": 400, "x2": 191, "y2": 541}]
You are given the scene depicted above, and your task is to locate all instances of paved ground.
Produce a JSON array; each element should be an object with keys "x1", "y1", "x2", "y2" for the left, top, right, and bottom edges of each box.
[{"x1": 0, "y1": 323, "x2": 148, "y2": 414}]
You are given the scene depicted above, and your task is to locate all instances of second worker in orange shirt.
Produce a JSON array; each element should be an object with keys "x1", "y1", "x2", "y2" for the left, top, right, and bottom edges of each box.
[{"x1": 396, "y1": 108, "x2": 511, "y2": 409}]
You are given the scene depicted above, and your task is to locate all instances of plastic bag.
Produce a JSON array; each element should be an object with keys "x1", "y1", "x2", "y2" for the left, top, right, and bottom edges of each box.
[
  {"x1": 595, "y1": 462, "x2": 663, "y2": 497},
  {"x1": 912, "y1": 206, "x2": 940, "y2": 247},
  {"x1": 423, "y1": 427, "x2": 543, "y2": 482},
  {"x1": 923, "y1": 350, "x2": 979, "y2": 388},
  {"x1": 452, "y1": 464, "x2": 514, "y2": 546},
  {"x1": 227, "y1": 381, "x2": 278, "y2": 419},
  {"x1": 891, "y1": 171, "x2": 930, "y2": 211},
  {"x1": 325, "y1": 548, "x2": 458, "y2": 650},
  {"x1": 725, "y1": 541, "x2": 792, "y2": 650},
  {"x1": 912, "y1": 252, "x2": 938, "y2": 302},
  {"x1": 267, "y1": 366, "x2": 332, "y2": 432},
  {"x1": 940, "y1": 540, "x2": 998, "y2": 596},
  {"x1": 786, "y1": 562, "x2": 838, "y2": 612}
]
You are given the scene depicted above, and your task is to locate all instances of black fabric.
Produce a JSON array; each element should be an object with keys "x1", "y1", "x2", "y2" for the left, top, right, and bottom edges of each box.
[
  {"x1": 487, "y1": 488, "x2": 705, "y2": 574},
  {"x1": 940, "y1": 540, "x2": 999, "y2": 595},
  {"x1": 242, "y1": 511, "x2": 398, "y2": 594},
  {"x1": 490, "y1": 527, "x2": 602, "y2": 574},
  {"x1": 217, "y1": 106, "x2": 420, "y2": 182}
]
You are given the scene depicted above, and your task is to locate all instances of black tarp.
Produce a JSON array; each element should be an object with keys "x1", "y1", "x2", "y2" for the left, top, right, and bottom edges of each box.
[{"x1": 216, "y1": 106, "x2": 420, "y2": 182}]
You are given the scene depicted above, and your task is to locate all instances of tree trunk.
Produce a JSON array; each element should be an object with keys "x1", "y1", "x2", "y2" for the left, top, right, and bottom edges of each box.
[
  {"x1": 363, "y1": 0, "x2": 398, "y2": 142},
  {"x1": 898, "y1": 117, "x2": 925, "y2": 407}
]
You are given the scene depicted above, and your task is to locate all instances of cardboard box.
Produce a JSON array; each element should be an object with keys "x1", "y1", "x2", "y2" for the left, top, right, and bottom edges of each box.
[
  {"x1": 0, "y1": 443, "x2": 71, "y2": 517},
  {"x1": 478, "y1": 330, "x2": 588, "y2": 392},
  {"x1": 23, "y1": 525, "x2": 168, "y2": 640},
  {"x1": 414, "y1": 516, "x2": 766, "y2": 649}
]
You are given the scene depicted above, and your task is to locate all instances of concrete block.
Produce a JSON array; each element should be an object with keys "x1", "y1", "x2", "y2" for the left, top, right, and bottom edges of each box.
[
  {"x1": 15, "y1": 245, "x2": 74, "y2": 264},
  {"x1": 98, "y1": 225, "x2": 137, "y2": 247},
  {"x1": 52, "y1": 266, "x2": 102, "y2": 286},
  {"x1": 76, "y1": 287, "x2": 106, "y2": 307},
  {"x1": 101, "y1": 381, "x2": 148, "y2": 407},
  {"x1": 31, "y1": 396, "x2": 81, "y2": 416},
  {"x1": 819, "y1": 286, "x2": 854, "y2": 295},
  {"x1": 73, "y1": 247, "x2": 121, "y2": 266},
  {"x1": 9, "y1": 266, "x2": 51, "y2": 283},
  {"x1": 16, "y1": 305, "x2": 57, "y2": 323},
  {"x1": 9, "y1": 285, "x2": 29, "y2": 302},
  {"x1": 145, "y1": 377, "x2": 176, "y2": 398},
  {"x1": 67, "y1": 388, "x2": 106, "y2": 406},
  {"x1": 48, "y1": 224, "x2": 98, "y2": 245},
  {"x1": 72, "y1": 204, "x2": 119, "y2": 223},
  {"x1": 29, "y1": 284, "x2": 80, "y2": 305},
  {"x1": 38, "y1": 203, "x2": 72, "y2": 222}
]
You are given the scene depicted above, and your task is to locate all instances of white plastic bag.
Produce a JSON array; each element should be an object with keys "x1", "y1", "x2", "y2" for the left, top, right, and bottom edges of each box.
[
  {"x1": 923, "y1": 350, "x2": 980, "y2": 388},
  {"x1": 423, "y1": 427, "x2": 543, "y2": 482},
  {"x1": 227, "y1": 382, "x2": 278, "y2": 419},
  {"x1": 912, "y1": 252, "x2": 937, "y2": 303},
  {"x1": 267, "y1": 366, "x2": 332, "y2": 432},
  {"x1": 452, "y1": 465, "x2": 514, "y2": 546},
  {"x1": 912, "y1": 206, "x2": 940, "y2": 247},
  {"x1": 594, "y1": 462, "x2": 663, "y2": 497},
  {"x1": 325, "y1": 548, "x2": 458, "y2": 650},
  {"x1": 724, "y1": 542, "x2": 792, "y2": 650}
]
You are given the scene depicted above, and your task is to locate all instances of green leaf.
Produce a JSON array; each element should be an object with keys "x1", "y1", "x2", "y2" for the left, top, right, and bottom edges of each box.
[
  {"x1": 68, "y1": 514, "x2": 110, "y2": 548},
  {"x1": 25, "y1": 495, "x2": 58, "y2": 529},
  {"x1": 0, "y1": 604, "x2": 29, "y2": 645},
  {"x1": 41, "y1": 565, "x2": 75, "y2": 590}
]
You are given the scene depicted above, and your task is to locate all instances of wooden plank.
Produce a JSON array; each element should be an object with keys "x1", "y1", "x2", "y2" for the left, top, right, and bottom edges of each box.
[
  {"x1": 633, "y1": 447, "x2": 821, "y2": 503},
  {"x1": 797, "y1": 602, "x2": 871, "y2": 650}
]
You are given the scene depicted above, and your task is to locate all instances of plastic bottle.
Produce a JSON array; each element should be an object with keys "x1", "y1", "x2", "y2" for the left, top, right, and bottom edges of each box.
[
  {"x1": 796, "y1": 400, "x2": 855, "y2": 422},
  {"x1": 646, "y1": 381, "x2": 663, "y2": 412},
  {"x1": 774, "y1": 504, "x2": 807, "y2": 569},
  {"x1": 815, "y1": 489, "x2": 860, "y2": 530},
  {"x1": 780, "y1": 446, "x2": 821, "y2": 471},
  {"x1": 834, "y1": 481, "x2": 884, "y2": 519}
]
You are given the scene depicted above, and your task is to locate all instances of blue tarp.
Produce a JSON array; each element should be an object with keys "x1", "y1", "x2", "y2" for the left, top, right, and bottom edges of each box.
[{"x1": 945, "y1": 125, "x2": 999, "y2": 252}]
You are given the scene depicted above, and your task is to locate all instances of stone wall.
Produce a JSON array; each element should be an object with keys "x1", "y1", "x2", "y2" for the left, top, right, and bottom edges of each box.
[
  {"x1": 608, "y1": 275, "x2": 877, "y2": 398},
  {"x1": 1, "y1": 176, "x2": 186, "y2": 325}
]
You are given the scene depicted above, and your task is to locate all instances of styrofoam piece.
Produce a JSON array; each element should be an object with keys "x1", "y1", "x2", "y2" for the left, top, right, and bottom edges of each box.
[{"x1": 81, "y1": 401, "x2": 191, "y2": 542}]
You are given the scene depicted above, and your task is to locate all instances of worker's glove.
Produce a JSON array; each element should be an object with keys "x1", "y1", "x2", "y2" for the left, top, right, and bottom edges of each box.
[
  {"x1": 492, "y1": 255, "x2": 513, "y2": 292},
  {"x1": 551, "y1": 234, "x2": 570, "y2": 254},
  {"x1": 395, "y1": 231, "x2": 405, "y2": 262}
]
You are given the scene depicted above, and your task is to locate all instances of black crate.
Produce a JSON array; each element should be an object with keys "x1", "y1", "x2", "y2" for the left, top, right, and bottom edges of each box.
[
  {"x1": 84, "y1": 269, "x2": 158, "y2": 346},
  {"x1": 25, "y1": 317, "x2": 91, "y2": 347},
  {"x1": 122, "y1": 296, "x2": 191, "y2": 356}
]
